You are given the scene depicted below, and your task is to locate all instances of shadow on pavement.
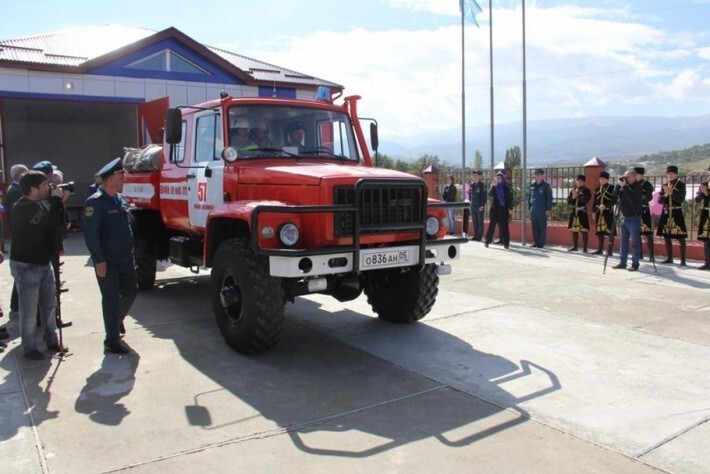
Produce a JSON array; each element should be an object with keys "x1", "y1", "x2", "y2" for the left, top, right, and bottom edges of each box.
[{"x1": 125, "y1": 271, "x2": 560, "y2": 458}]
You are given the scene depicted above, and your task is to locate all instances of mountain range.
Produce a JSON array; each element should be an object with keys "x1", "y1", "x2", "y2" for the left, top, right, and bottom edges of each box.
[{"x1": 379, "y1": 115, "x2": 710, "y2": 167}]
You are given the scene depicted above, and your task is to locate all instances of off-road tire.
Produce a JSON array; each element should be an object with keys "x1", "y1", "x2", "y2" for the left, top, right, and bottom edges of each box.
[
  {"x1": 135, "y1": 256, "x2": 156, "y2": 290},
  {"x1": 211, "y1": 238, "x2": 285, "y2": 354},
  {"x1": 363, "y1": 264, "x2": 439, "y2": 323}
]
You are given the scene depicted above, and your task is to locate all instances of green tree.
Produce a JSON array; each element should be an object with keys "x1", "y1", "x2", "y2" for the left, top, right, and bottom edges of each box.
[
  {"x1": 409, "y1": 154, "x2": 444, "y2": 176},
  {"x1": 394, "y1": 159, "x2": 410, "y2": 173},
  {"x1": 473, "y1": 150, "x2": 483, "y2": 171},
  {"x1": 505, "y1": 146, "x2": 521, "y2": 168},
  {"x1": 374, "y1": 153, "x2": 393, "y2": 169}
]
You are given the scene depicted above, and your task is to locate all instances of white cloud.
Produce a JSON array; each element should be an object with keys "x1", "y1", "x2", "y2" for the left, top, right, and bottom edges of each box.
[{"x1": 230, "y1": 3, "x2": 709, "y2": 139}]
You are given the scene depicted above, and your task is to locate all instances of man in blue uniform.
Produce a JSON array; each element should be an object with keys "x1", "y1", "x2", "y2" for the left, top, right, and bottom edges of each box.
[
  {"x1": 528, "y1": 169, "x2": 554, "y2": 248},
  {"x1": 468, "y1": 170, "x2": 487, "y2": 241},
  {"x1": 84, "y1": 158, "x2": 137, "y2": 354}
]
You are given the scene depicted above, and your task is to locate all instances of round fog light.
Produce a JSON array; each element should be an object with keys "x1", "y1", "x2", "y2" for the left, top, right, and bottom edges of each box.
[{"x1": 261, "y1": 226, "x2": 275, "y2": 239}]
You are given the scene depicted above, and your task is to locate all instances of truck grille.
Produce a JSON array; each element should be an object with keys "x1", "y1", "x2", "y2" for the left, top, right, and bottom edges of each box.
[{"x1": 333, "y1": 183, "x2": 425, "y2": 237}]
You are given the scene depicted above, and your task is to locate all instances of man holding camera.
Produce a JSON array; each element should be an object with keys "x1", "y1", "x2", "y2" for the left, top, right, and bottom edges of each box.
[
  {"x1": 9, "y1": 170, "x2": 68, "y2": 359},
  {"x1": 84, "y1": 158, "x2": 137, "y2": 355},
  {"x1": 613, "y1": 170, "x2": 643, "y2": 271}
]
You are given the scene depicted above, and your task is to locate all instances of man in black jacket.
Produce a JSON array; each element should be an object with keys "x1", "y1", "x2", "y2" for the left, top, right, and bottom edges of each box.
[
  {"x1": 9, "y1": 170, "x2": 68, "y2": 359},
  {"x1": 613, "y1": 170, "x2": 643, "y2": 271}
]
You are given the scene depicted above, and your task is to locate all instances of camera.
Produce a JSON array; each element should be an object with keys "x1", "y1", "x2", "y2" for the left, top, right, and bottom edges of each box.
[{"x1": 57, "y1": 182, "x2": 75, "y2": 194}]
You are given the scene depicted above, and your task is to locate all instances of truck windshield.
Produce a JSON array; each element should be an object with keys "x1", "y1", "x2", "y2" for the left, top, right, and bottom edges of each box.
[{"x1": 227, "y1": 105, "x2": 360, "y2": 161}]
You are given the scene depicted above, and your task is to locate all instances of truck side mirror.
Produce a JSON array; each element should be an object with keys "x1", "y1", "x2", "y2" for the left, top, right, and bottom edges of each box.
[
  {"x1": 165, "y1": 109, "x2": 183, "y2": 144},
  {"x1": 370, "y1": 122, "x2": 379, "y2": 152}
]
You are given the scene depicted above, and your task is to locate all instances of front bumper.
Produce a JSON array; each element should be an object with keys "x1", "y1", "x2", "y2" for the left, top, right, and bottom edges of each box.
[{"x1": 267, "y1": 238, "x2": 465, "y2": 278}]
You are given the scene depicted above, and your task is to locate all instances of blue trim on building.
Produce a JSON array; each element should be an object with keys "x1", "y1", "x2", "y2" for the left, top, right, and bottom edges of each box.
[
  {"x1": 258, "y1": 86, "x2": 297, "y2": 98},
  {"x1": 0, "y1": 90, "x2": 144, "y2": 103},
  {"x1": 88, "y1": 38, "x2": 244, "y2": 85}
]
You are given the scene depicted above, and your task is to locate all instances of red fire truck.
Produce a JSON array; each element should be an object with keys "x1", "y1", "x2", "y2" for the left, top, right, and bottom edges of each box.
[{"x1": 122, "y1": 89, "x2": 466, "y2": 353}]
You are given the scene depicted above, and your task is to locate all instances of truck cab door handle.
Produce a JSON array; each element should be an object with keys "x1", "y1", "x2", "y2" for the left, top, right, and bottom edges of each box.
[{"x1": 187, "y1": 173, "x2": 196, "y2": 179}]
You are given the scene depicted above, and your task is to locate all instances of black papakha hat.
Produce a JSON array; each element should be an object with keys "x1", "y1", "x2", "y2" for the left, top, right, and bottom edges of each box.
[
  {"x1": 576, "y1": 174, "x2": 586, "y2": 181},
  {"x1": 32, "y1": 160, "x2": 54, "y2": 176},
  {"x1": 533, "y1": 168, "x2": 545, "y2": 175},
  {"x1": 96, "y1": 157, "x2": 124, "y2": 179},
  {"x1": 599, "y1": 171, "x2": 610, "y2": 179},
  {"x1": 666, "y1": 165, "x2": 678, "y2": 174},
  {"x1": 633, "y1": 167, "x2": 645, "y2": 175}
]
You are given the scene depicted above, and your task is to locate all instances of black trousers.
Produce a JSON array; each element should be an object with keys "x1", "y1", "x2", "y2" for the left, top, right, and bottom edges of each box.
[{"x1": 486, "y1": 205, "x2": 510, "y2": 247}]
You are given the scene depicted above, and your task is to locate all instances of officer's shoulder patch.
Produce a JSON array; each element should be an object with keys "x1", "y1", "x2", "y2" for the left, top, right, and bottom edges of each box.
[{"x1": 85, "y1": 206, "x2": 94, "y2": 217}]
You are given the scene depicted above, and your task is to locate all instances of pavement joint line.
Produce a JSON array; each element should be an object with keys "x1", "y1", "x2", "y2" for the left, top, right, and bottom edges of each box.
[
  {"x1": 637, "y1": 414, "x2": 710, "y2": 459},
  {"x1": 97, "y1": 385, "x2": 449, "y2": 473},
  {"x1": 13, "y1": 351, "x2": 50, "y2": 474}
]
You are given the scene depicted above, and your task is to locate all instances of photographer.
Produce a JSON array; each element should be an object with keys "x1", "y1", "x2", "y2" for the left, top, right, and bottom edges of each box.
[
  {"x1": 612, "y1": 170, "x2": 643, "y2": 272},
  {"x1": 9, "y1": 170, "x2": 68, "y2": 360}
]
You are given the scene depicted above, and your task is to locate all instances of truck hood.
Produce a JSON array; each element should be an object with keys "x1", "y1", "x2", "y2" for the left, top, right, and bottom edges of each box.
[{"x1": 238, "y1": 162, "x2": 418, "y2": 186}]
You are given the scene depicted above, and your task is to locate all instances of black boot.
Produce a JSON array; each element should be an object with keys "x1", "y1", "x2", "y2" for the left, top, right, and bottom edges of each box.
[
  {"x1": 593, "y1": 236, "x2": 604, "y2": 254},
  {"x1": 679, "y1": 239, "x2": 687, "y2": 267},
  {"x1": 700, "y1": 241, "x2": 710, "y2": 270},
  {"x1": 660, "y1": 238, "x2": 674, "y2": 264},
  {"x1": 647, "y1": 236, "x2": 655, "y2": 263},
  {"x1": 568, "y1": 232, "x2": 579, "y2": 251},
  {"x1": 582, "y1": 233, "x2": 589, "y2": 253}
]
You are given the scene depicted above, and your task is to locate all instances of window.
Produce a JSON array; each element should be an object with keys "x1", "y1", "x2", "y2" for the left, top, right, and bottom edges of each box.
[
  {"x1": 170, "y1": 122, "x2": 187, "y2": 163},
  {"x1": 127, "y1": 50, "x2": 209, "y2": 75},
  {"x1": 195, "y1": 114, "x2": 222, "y2": 162}
]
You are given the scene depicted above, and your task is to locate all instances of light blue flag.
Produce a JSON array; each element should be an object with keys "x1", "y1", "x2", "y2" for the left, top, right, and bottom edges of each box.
[{"x1": 460, "y1": 0, "x2": 483, "y2": 27}]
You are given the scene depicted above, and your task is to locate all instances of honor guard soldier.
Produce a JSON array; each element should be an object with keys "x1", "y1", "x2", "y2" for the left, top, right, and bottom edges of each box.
[
  {"x1": 567, "y1": 174, "x2": 591, "y2": 252},
  {"x1": 528, "y1": 169, "x2": 553, "y2": 248},
  {"x1": 592, "y1": 171, "x2": 616, "y2": 254},
  {"x1": 657, "y1": 165, "x2": 687, "y2": 266},
  {"x1": 634, "y1": 167, "x2": 656, "y2": 262},
  {"x1": 695, "y1": 175, "x2": 710, "y2": 270},
  {"x1": 468, "y1": 170, "x2": 487, "y2": 241},
  {"x1": 84, "y1": 158, "x2": 137, "y2": 354}
]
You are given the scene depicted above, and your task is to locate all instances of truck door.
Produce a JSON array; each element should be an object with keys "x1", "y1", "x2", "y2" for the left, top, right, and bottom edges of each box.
[{"x1": 188, "y1": 111, "x2": 224, "y2": 229}]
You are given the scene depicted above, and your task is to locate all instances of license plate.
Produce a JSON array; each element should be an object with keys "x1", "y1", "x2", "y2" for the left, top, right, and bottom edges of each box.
[{"x1": 361, "y1": 249, "x2": 413, "y2": 269}]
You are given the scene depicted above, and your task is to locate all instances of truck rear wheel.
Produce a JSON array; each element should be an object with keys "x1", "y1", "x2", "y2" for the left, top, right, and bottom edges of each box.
[
  {"x1": 136, "y1": 256, "x2": 156, "y2": 290},
  {"x1": 211, "y1": 238, "x2": 285, "y2": 354},
  {"x1": 363, "y1": 264, "x2": 439, "y2": 323}
]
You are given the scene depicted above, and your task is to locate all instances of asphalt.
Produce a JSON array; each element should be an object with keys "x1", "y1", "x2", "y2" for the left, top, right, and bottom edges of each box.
[{"x1": 0, "y1": 233, "x2": 708, "y2": 473}]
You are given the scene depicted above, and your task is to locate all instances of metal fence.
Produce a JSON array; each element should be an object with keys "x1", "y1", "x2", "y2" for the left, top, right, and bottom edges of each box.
[{"x1": 440, "y1": 168, "x2": 709, "y2": 240}]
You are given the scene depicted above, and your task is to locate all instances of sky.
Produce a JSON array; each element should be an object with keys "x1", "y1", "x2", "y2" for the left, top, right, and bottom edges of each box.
[{"x1": 2, "y1": 0, "x2": 709, "y2": 141}]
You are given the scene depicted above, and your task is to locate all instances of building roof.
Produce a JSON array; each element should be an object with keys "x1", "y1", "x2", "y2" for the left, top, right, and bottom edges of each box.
[{"x1": 0, "y1": 24, "x2": 341, "y2": 90}]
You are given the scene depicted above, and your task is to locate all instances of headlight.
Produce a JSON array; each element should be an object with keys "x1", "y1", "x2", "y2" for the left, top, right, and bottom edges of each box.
[
  {"x1": 278, "y1": 222, "x2": 300, "y2": 246},
  {"x1": 221, "y1": 146, "x2": 238, "y2": 163},
  {"x1": 426, "y1": 216, "x2": 440, "y2": 236}
]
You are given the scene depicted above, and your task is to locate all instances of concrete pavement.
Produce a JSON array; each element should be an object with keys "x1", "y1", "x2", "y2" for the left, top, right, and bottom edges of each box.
[{"x1": 0, "y1": 234, "x2": 708, "y2": 473}]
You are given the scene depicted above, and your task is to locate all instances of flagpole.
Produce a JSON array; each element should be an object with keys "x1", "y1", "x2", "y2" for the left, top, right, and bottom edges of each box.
[
  {"x1": 521, "y1": 0, "x2": 528, "y2": 245},
  {"x1": 488, "y1": 0, "x2": 494, "y2": 179},
  {"x1": 461, "y1": 0, "x2": 466, "y2": 174}
]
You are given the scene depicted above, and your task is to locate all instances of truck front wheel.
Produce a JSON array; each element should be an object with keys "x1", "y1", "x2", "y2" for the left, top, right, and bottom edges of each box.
[
  {"x1": 363, "y1": 264, "x2": 439, "y2": 323},
  {"x1": 211, "y1": 238, "x2": 285, "y2": 354}
]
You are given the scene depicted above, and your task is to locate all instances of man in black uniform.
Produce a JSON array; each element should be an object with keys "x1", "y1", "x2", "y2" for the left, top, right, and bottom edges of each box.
[
  {"x1": 9, "y1": 170, "x2": 68, "y2": 359},
  {"x1": 634, "y1": 167, "x2": 655, "y2": 262},
  {"x1": 567, "y1": 174, "x2": 591, "y2": 252},
  {"x1": 468, "y1": 170, "x2": 487, "y2": 241},
  {"x1": 694, "y1": 174, "x2": 709, "y2": 270},
  {"x1": 84, "y1": 158, "x2": 137, "y2": 354},
  {"x1": 592, "y1": 171, "x2": 615, "y2": 255},
  {"x1": 656, "y1": 165, "x2": 687, "y2": 266}
]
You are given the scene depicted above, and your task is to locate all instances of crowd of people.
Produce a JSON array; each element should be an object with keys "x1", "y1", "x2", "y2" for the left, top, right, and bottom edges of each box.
[
  {"x1": 1, "y1": 157, "x2": 136, "y2": 360},
  {"x1": 455, "y1": 165, "x2": 710, "y2": 271}
]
